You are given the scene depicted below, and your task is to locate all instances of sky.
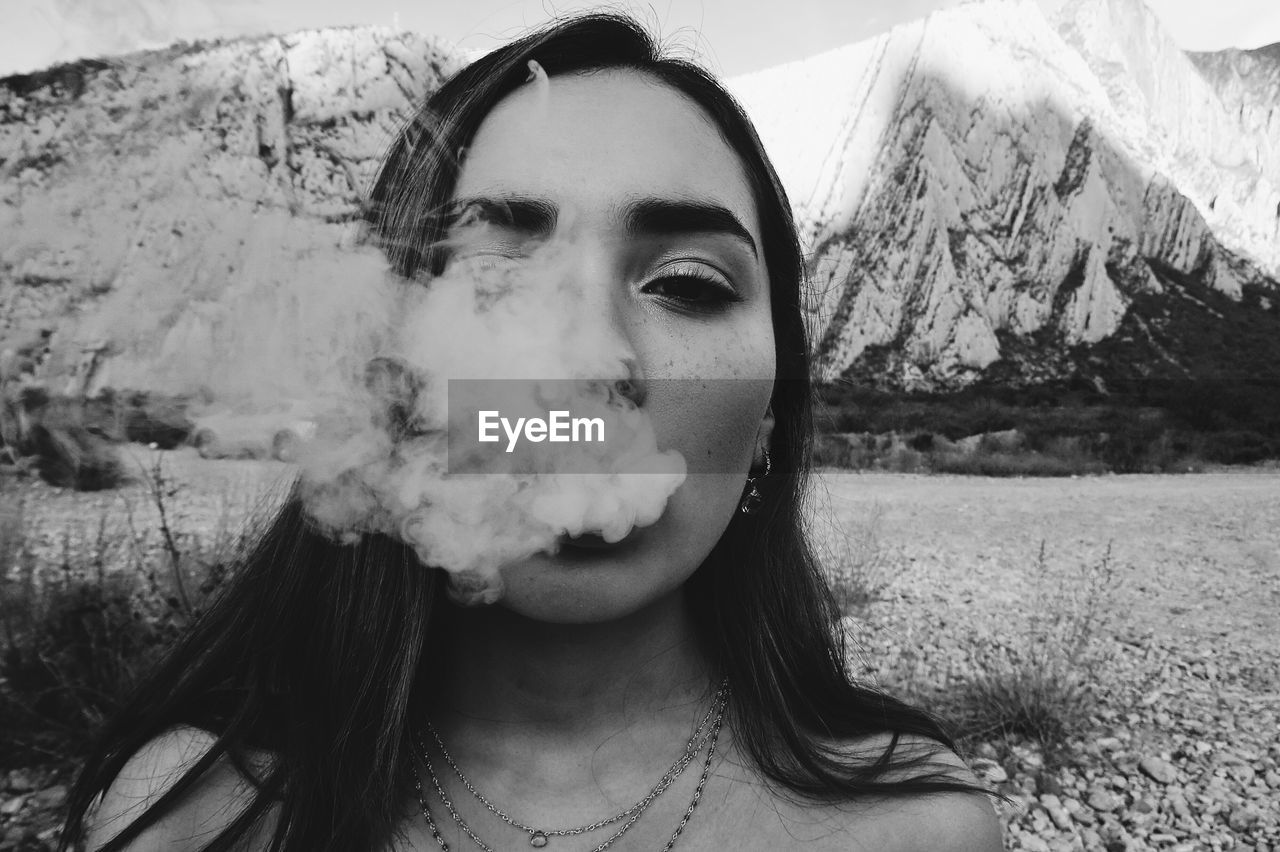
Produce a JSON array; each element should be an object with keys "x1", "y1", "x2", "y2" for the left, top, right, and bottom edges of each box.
[{"x1": 3, "y1": 0, "x2": 1280, "y2": 79}]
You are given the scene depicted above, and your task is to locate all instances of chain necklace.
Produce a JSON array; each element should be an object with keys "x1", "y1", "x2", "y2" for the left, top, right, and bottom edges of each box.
[
  {"x1": 412, "y1": 704, "x2": 725, "y2": 852},
  {"x1": 411, "y1": 683, "x2": 728, "y2": 852},
  {"x1": 423, "y1": 679, "x2": 728, "y2": 847}
]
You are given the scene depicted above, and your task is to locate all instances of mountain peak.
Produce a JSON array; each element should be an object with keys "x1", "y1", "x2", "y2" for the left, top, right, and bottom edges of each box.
[
  {"x1": 2, "y1": 11, "x2": 1277, "y2": 396},
  {"x1": 1186, "y1": 45, "x2": 1280, "y2": 178},
  {"x1": 1, "y1": 25, "x2": 457, "y2": 98}
]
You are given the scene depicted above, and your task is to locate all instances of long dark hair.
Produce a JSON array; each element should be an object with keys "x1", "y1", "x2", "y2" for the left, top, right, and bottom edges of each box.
[{"x1": 62, "y1": 14, "x2": 983, "y2": 852}]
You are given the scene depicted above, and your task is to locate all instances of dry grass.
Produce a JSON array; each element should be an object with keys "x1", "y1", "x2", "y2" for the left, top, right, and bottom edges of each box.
[
  {"x1": 880, "y1": 541, "x2": 1123, "y2": 768},
  {"x1": 0, "y1": 455, "x2": 269, "y2": 767},
  {"x1": 811, "y1": 502, "x2": 899, "y2": 615},
  {"x1": 811, "y1": 484, "x2": 1127, "y2": 763}
]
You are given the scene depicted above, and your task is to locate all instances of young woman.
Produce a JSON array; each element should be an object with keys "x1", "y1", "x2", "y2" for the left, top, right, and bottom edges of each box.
[{"x1": 62, "y1": 13, "x2": 1002, "y2": 852}]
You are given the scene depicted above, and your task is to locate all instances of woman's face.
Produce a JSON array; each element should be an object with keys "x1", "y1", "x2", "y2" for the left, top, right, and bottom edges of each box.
[{"x1": 446, "y1": 69, "x2": 775, "y2": 623}]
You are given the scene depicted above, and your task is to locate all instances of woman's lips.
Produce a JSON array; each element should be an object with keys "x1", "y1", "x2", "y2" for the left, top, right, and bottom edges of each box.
[{"x1": 556, "y1": 531, "x2": 639, "y2": 553}]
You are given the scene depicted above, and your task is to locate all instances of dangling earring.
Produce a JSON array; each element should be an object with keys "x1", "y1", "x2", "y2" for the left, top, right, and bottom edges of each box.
[{"x1": 739, "y1": 448, "x2": 772, "y2": 515}]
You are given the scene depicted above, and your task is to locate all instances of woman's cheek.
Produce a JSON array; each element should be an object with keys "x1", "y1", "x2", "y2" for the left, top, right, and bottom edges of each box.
[
  {"x1": 635, "y1": 301, "x2": 774, "y2": 472},
  {"x1": 644, "y1": 377, "x2": 770, "y2": 481}
]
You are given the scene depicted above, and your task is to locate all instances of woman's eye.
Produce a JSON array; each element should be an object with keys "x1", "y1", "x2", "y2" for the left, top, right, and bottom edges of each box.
[
  {"x1": 473, "y1": 254, "x2": 516, "y2": 271},
  {"x1": 447, "y1": 251, "x2": 523, "y2": 276},
  {"x1": 643, "y1": 268, "x2": 741, "y2": 310}
]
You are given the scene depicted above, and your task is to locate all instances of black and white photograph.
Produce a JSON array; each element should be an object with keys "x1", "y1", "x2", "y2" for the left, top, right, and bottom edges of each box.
[{"x1": 1, "y1": 0, "x2": 1277, "y2": 849}]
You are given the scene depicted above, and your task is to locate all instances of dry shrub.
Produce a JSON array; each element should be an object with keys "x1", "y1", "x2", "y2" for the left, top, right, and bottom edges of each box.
[
  {"x1": 0, "y1": 458, "x2": 271, "y2": 767},
  {"x1": 815, "y1": 427, "x2": 1118, "y2": 477},
  {"x1": 0, "y1": 565, "x2": 180, "y2": 766},
  {"x1": 813, "y1": 433, "x2": 930, "y2": 472},
  {"x1": 0, "y1": 499, "x2": 178, "y2": 765},
  {"x1": 930, "y1": 448, "x2": 1106, "y2": 477},
  {"x1": 91, "y1": 390, "x2": 193, "y2": 449},
  {"x1": 881, "y1": 443, "x2": 926, "y2": 473},
  {"x1": 812, "y1": 502, "x2": 898, "y2": 615},
  {"x1": 812, "y1": 433, "x2": 857, "y2": 469},
  {"x1": 27, "y1": 423, "x2": 127, "y2": 491},
  {"x1": 886, "y1": 542, "x2": 1122, "y2": 766}
]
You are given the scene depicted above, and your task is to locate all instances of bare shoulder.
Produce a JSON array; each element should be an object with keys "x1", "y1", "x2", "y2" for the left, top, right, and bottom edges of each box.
[
  {"x1": 839, "y1": 785, "x2": 1004, "y2": 852},
  {"x1": 85, "y1": 726, "x2": 277, "y2": 852},
  {"x1": 705, "y1": 732, "x2": 1002, "y2": 851},
  {"x1": 830, "y1": 732, "x2": 1003, "y2": 852}
]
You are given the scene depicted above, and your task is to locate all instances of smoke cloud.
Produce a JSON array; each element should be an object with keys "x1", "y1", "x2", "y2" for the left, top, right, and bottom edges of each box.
[{"x1": 293, "y1": 230, "x2": 687, "y2": 605}]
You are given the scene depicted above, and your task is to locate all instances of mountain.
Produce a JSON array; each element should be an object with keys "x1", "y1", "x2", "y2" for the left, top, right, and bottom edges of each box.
[
  {"x1": 1187, "y1": 43, "x2": 1280, "y2": 174},
  {"x1": 729, "y1": 0, "x2": 1280, "y2": 388},
  {"x1": 1, "y1": 1, "x2": 1278, "y2": 401},
  {"x1": 0, "y1": 28, "x2": 460, "y2": 401}
]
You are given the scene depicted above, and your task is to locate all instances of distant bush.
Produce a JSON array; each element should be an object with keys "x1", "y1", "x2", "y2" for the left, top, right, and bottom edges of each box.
[
  {"x1": 1, "y1": 390, "x2": 194, "y2": 490},
  {"x1": 819, "y1": 405, "x2": 871, "y2": 434},
  {"x1": 814, "y1": 433, "x2": 940, "y2": 473},
  {"x1": 26, "y1": 423, "x2": 127, "y2": 491},
  {"x1": 931, "y1": 448, "x2": 1105, "y2": 477},
  {"x1": 114, "y1": 392, "x2": 193, "y2": 449},
  {"x1": 814, "y1": 428, "x2": 1112, "y2": 477},
  {"x1": 1093, "y1": 424, "x2": 1192, "y2": 473},
  {"x1": 78, "y1": 389, "x2": 194, "y2": 449},
  {"x1": 906, "y1": 432, "x2": 935, "y2": 452},
  {"x1": 813, "y1": 433, "x2": 857, "y2": 469},
  {"x1": 1157, "y1": 379, "x2": 1280, "y2": 434},
  {"x1": 812, "y1": 380, "x2": 1280, "y2": 474},
  {"x1": 882, "y1": 445, "x2": 926, "y2": 473},
  {"x1": 1200, "y1": 429, "x2": 1278, "y2": 465}
]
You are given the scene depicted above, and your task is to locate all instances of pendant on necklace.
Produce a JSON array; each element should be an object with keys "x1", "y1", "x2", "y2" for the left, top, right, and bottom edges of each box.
[{"x1": 529, "y1": 832, "x2": 549, "y2": 848}]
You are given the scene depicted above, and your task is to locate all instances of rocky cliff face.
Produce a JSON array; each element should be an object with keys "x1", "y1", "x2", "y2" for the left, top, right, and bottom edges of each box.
[
  {"x1": 0, "y1": 28, "x2": 460, "y2": 401},
  {"x1": 1, "y1": 4, "x2": 1277, "y2": 398},
  {"x1": 1187, "y1": 43, "x2": 1280, "y2": 181},
  {"x1": 729, "y1": 0, "x2": 1280, "y2": 387},
  {"x1": 1053, "y1": 0, "x2": 1279, "y2": 275}
]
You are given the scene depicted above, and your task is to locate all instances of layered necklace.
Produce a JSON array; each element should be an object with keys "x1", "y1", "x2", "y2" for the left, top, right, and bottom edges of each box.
[{"x1": 411, "y1": 680, "x2": 729, "y2": 852}]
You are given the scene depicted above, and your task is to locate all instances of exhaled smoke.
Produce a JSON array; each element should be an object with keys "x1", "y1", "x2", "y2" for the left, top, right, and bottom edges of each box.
[{"x1": 295, "y1": 230, "x2": 686, "y2": 605}]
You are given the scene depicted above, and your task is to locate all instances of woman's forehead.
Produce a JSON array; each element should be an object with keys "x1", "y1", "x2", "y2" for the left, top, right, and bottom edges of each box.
[{"x1": 451, "y1": 69, "x2": 761, "y2": 237}]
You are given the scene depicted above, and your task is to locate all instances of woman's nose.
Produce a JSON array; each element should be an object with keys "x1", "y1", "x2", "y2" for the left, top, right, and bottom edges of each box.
[
  {"x1": 611, "y1": 362, "x2": 646, "y2": 408},
  {"x1": 559, "y1": 241, "x2": 646, "y2": 400}
]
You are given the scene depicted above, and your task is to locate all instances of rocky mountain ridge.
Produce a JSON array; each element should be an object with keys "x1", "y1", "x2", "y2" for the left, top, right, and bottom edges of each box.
[
  {"x1": 1187, "y1": 43, "x2": 1280, "y2": 178},
  {"x1": 0, "y1": 27, "x2": 458, "y2": 401},
  {"x1": 729, "y1": 0, "x2": 1280, "y2": 387},
  {"x1": 1, "y1": 0, "x2": 1278, "y2": 399}
]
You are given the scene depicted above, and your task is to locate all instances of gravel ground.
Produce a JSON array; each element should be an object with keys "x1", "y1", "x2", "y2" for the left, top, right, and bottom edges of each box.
[
  {"x1": 2, "y1": 460, "x2": 1277, "y2": 850},
  {"x1": 3, "y1": 448, "x2": 295, "y2": 574},
  {"x1": 815, "y1": 471, "x2": 1280, "y2": 852}
]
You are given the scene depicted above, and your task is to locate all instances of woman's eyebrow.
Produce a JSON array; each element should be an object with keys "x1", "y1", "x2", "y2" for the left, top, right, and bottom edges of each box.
[
  {"x1": 443, "y1": 195, "x2": 558, "y2": 236},
  {"x1": 622, "y1": 198, "x2": 758, "y2": 259},
  {"x1": 442, "y1": 195, "x2": 758, "y2": 258}
]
